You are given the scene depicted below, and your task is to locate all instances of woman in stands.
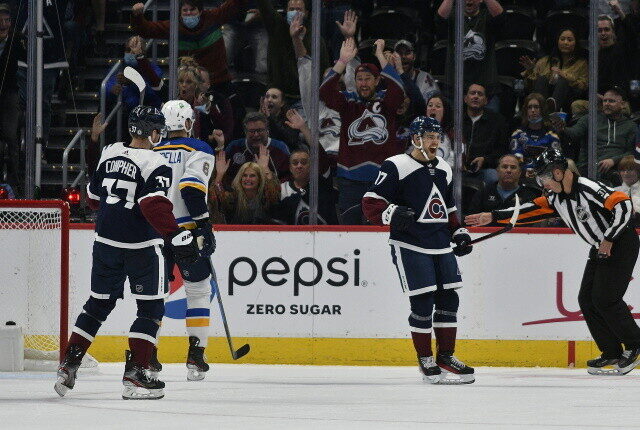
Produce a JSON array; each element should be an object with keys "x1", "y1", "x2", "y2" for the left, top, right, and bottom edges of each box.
[
  {"x1": 425, "y1": 94, "x2": 454, "y2": 168},
  {"x1": 211, "y1": 150, "x2": 280, "y2": 224},
  {"x1": 519, "y1": 27, "x2": 587, "y2": 113},
  {"x1": 509, "y1": 92, "x2": 561, "y2": 171}
]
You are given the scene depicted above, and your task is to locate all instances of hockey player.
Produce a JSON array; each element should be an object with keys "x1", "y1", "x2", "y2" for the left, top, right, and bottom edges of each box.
[
  {"x1": 466, "y1": 149, "x2": 640, "y2": 375},
  {"x1": 55, "y1": 106, "x2": 199, "y2": 399},
  {"x1": 154, "y1": 100, "x2": 216, "y2": 381},
  {"x1": 362, "y1": 116, "x2": 475, "y2": 384}
]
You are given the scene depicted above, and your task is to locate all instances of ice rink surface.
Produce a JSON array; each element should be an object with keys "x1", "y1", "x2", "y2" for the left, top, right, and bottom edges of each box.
[{"x1": 1, "y1": 364, "x2": 640, "y2": 430}]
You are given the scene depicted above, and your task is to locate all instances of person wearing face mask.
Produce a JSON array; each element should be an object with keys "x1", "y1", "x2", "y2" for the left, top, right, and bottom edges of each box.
[
  {"x1": 519, "y1": 27, "x2": 588, "y2": 113},
  {"x1": 509, "y1": 93, "x2": 561, "y2": 170},
  {"x1": 131, "y1": 0, "x2": 246, "y2": 92},
  {"x1": 257, "y1": 0, "x2": 330, "y2": 104},
  {"x1": 552, "y1": 87, "x2": 636, "y2": 185}
]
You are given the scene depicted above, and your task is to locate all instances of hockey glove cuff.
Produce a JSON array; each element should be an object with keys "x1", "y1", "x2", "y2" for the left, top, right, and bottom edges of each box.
[
  {"x1": 194, "y1": 217, "x2": 216, "y2": 257},
  {"x1": 169, "y1": 228, "x2": 199, "y2": 267},
  {"x1": 384, "y1": 204, "x2": 415, "y2": 231},
  {"x1": 452, "y1": 227, "x2": 473, "y2": 257}
]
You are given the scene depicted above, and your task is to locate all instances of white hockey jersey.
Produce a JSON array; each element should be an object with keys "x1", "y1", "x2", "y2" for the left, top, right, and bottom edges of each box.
[{"x1": 154, "y1": 137, "x2": 215, "y2": 228}]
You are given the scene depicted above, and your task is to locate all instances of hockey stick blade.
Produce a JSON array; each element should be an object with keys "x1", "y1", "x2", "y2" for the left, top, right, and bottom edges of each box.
[
  {"x1": 234, "y1": 343, "x2": 251, "y2": 360},
  {"x1": 123, "y1": 66, "x2": 146, "y2": 105},
  {"x1": 467, "y1": 194, "x2": 521, "y2": 246}
]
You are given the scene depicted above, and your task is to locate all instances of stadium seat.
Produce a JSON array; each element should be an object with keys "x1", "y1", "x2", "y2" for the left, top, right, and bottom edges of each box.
[
  {"x1": 541, "y1": 9, "x2": 588, "y2": 52},
  {"x1": 496, "y1": 6, "x2": 536, "y2": 42},
  {"x1": 495, "y1": 40, "x2": 540, "y2": 79},
  {"x1": 429, "y1": 40, "x2": 447, "y2": 76},
  {"x1": 360, "y1": 7, "x2": 419, "y2": 41},
  {"x1": 232, "y1": 75, "x2": 267, "y2": 111},
  {"x1": 461, "y1": 176, "x2": 485, "y2": 214}
]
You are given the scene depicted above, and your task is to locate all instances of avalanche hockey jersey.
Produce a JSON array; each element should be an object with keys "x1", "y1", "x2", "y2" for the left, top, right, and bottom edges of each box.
[
  {"x1": 319, "y1": 64, "x2": 405, "y2": 182},
  {"x1": 362, "y1": 154, "x2": 459, "y2": 253},
  {"x1": 87, "y1": 142, "x2": 173, "y2": 248},
  {"x1": 154, "y1": 137, "x2": 215, "y2": 228}
]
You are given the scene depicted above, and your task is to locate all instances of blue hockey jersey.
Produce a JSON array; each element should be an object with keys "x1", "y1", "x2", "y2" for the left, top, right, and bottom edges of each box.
[
  {"x1": 363, "y1": 154, "x2": 457, "y2": 253},
  {"x1": 87, "y1": 142, "x2": 173, "y2": 248}
]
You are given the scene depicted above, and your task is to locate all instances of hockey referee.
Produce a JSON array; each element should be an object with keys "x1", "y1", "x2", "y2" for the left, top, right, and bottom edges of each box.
[{"x1": 466, "y1": 148, "x2": 640, "y2": 375}]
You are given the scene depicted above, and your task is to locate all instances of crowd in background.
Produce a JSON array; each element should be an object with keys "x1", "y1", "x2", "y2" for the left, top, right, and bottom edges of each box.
[{"x1": 1, "y1": 0, "x2": 640, "y2": 225}]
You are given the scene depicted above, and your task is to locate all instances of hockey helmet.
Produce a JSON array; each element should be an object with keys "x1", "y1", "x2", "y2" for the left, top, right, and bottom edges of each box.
[
  {"x1": 162, "y1": 100, "x2": 196, "y2": 134},
  {"x1": 128, "y1": 106, "x2": 165, "y2": 138},
  {"x1": 409, "y1": 116, "x2": 443, "y2": 138},
  {"x1": 531, "y1": 148, "x2": 568, "y2": 175}
]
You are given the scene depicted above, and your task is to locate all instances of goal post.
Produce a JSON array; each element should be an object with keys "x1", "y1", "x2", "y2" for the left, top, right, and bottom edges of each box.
[{"x1": 0, "y1": 200, "x2": 94, "y2": 370}]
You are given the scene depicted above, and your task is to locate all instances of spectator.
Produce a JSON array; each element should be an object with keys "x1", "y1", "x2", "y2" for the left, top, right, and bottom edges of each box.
[
  {"x1": 463, "y1": 83, "x2": 509, "y2": 185},
  {"x1": 394, "y1": 39, "x2": 439, "y2": 103},
  {"x1": 425, "y1": 93, "x2": 454, "y2": 168},
  {"x1": 274, "y1": 147, "x2": 339, "y2": 225},
  {"x1": 222, "y1": 1, "x2": 267, "y2": 75},
  {"x1": 224, "y1": 112, "x2": 291, "y2": 184},
  {"x1": 212, "y1": 153, "x2": 280, "y2": 224},
  {"x1": 0, "y1": 3, "x2": 19, "y2": 193},
  {"x1": 468, "y1": 154, "x2": 541, "y2": 220},
  {"x1": 106, "y1": 36, "x2": 163, "y2": 113},
  {"x1": 598, "y1": 0, "x2": 634, "y2": 19},
  {"x1": 614, "y1": 155, "x2": 640, "y2": 220},
  {"x1": 257, "y1": 0, "x2": 330, "y2": 104},
  {"x1": 195, "y1": 65, "x2": 235, "y2": 145},
  {"x1": 131, "y1": 0, "x2": 244, "y2": 88},
  {"x1": 260, "y1": 87, "x2": 302, "y2": 151},
  {"x1": 552, "y1": 87, "x2": 636, "y2": 184},
  {"x1": 597, "y1": 13, "x2": 637, "y2": 94},
  {"x1": 319, "y1": 38, "x2": 405, "y2": 225},
  {"x1": 519, "y1": 27, "x2": 588, "y2": 113},
  {"x1": 510, "y1": 93, "x2": 561, "y2": 169},
  {"x1": 436, "y1": 0, "x2": 505, "y2": 112}
]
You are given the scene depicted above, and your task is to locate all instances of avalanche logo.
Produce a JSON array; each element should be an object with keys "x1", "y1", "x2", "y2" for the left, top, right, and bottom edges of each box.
[
  {"x1": 462, "y1": 29, "x2": 486, "y2": 61},
  {"x1": 347, "y1": 110, "x2": 388, "y2": 146},
  {"x1": 164, "y1": 265, "x2": 216, "y2": 320},
  {"x1": 418, "y1": 186, "x2": 447, "y2": 223}
]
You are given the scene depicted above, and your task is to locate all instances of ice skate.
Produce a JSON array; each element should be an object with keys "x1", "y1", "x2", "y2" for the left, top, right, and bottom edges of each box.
[
  {"x1": 586, "y1": 356, "x2": 620, "y2": 375},
  {"x1": 186, "y1": 336, "x2": 209, "y2": 381},
  {"x1": 122, "y1": 350, "x2": 165, "y2": 400},
  {"x1": 54, "y1": 344, "x2": 84, "y2": 397},
  {"x1": 436, "y1": 353, "x2": 475, "y2": 384},
  {"x1": 617, "y1": 348, "x2": 640, "y2": 375},
  {"x1": 418, "y1": 356, "x2": 442, "y2": 384},
  {"x1": 149, "y1": 347, "x2": 162, "y2": 379}
]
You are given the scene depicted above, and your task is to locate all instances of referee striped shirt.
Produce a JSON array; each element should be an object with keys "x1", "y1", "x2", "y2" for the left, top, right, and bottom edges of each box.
[{"x1": 493, "y1": 176, "x2": 633, "y2": 247}]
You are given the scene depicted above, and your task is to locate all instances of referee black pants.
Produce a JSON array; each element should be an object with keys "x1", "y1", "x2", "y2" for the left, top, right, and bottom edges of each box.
[{"x1": 578, "y1": 227, "x2": 640, "y2": 358}]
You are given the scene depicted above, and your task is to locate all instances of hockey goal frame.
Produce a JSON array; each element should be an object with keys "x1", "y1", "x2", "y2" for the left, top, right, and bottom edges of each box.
[{"x1": 0, "y1": 199, "x2": 69, "y2": 362}]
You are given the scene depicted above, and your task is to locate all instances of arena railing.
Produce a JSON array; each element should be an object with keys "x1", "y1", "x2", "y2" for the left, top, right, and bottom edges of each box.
[{"x1": 99, "y1": 60, "x2": 124, "y2": 150}]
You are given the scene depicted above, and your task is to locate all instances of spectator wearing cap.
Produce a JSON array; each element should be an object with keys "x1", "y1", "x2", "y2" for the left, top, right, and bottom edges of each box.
[
  {"x1": 0, "y1": 3, "x2": 19, "y2": 193},
  {"x1": 615, "y1": 155, "x2": 640, "y2": 221},
  {"x1": 552, "y1": 87, "x2": 636, "y2": 184},
  {"x1": 436, "y1": 0, "x2": 505, "y2": 112},
  {"x1": 257, "y1": 0, "x2": 330, "y2": 104},
  {"x1": 223, "y1": 112, "x2": 291, "y2": 185},
  {"x1": 319, "y1": 38, "x2": 405, "y2": 224},
  {"x1": 394, "y1": 39, "x2": 439, "y2": 103}
]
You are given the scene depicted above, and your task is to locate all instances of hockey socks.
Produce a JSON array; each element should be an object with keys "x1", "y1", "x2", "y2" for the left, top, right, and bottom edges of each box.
[
  {"x1": 129, "y1": 317, "x2": 161, "y2": 368},
  {"x1": 411, "y1": 332, "x2": 433, "y2": 357}
]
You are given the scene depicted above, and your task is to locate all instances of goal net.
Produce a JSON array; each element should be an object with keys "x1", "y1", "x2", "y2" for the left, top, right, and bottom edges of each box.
[{"x1": 0, "y1": 200, "x2": 97, "y2": 371}]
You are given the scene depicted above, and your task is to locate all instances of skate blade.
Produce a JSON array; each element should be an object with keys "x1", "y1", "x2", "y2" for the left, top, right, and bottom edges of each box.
[
  {"x1": 54, "y1": 377, "x2": 69, "y2": 397},
  {"x1": 587, "y1": 366, "x2": 622, "y2": 375},
  {"x1": 187, "y1": 367, "x2": 206, "y2": 381},
  {"x1": 437, "y1": 370, "x2": 475, "y2": 385},
  {"x1": 122, "y1": 386, "x2": 164, "y2": 400},
  {"x1": 422, "y1": 373, "x2": 442, "y2": 384},
  {"x1": 617, "y1": 358, "x2": 640, "y2": 375}
]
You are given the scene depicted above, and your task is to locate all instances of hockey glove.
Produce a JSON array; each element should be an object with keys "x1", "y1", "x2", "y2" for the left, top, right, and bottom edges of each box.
[
  {"x1": 194, "y1": 218, "x2": 216, "y2": 257},
  {"x1": 452, "y1": 228, "x2": 473, "y2": 257},
  {"x1": 383, "y1": 204, "x2": 416, "y2": 231},
  {"x1": 168, "y1": 228, "x2": 199, "y2": 267}
]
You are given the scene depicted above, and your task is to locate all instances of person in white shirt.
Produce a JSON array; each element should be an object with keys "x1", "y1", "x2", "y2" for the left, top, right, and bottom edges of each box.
[{"x1": 615, "y1": 155, "x2": 640, "y2": 215}]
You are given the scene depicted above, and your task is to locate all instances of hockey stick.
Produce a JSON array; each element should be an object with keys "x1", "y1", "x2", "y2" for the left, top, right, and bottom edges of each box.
[
  {"x1": 123, "y1": 66, "x2": 146, "y2": 105},
  {"x1": 206, "y1": 257, "x2": 251, "y2": 360},
  {"x1": 467, "y1": 194, "x2": 521, "y2": 246}
]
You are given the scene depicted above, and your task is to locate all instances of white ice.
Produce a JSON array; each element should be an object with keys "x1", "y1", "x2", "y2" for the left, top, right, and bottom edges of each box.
[{"x1": 1, "y1": 364, "x2": 639, "y2": 430}]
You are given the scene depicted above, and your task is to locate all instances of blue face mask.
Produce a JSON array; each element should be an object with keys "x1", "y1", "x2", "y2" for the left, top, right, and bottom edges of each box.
[
  {"x1": 124, "y1": 52, "x2": 138, "y2": 67},
  {"x1": 529, "y1": 116, "x2": 543, "y2": 124},
  {"x1": 286, "y1": 10, "x2": 301, "y2": 25},
  {"x1": 195, "y1": 104, "x2": 208, "y2": 114},
  {"x1": 182, "y1": 15, "x2": 200, "y2": 29}
]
